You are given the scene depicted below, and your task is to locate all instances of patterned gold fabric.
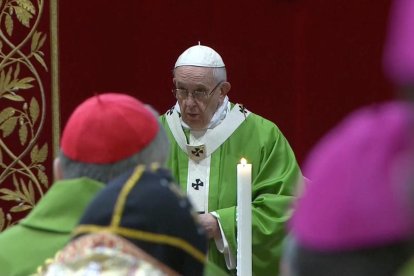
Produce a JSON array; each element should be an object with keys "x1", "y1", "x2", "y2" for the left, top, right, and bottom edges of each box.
[
  {"x1": 0, "y1": 0, "x2": 58, "y2": 231},
  {"x1": 35, "y1": 233, "x2": 179, "y2": 276}
]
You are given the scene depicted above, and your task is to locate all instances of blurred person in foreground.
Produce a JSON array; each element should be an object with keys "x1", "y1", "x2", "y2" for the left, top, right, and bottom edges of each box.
[
  {"x1": 36, "y1": 160, "x2": 209, "y2": 275},
  {"x1": 383, "y1": 0, "x2": 414, "y2": 274},
  {"x1": 281, "y1": 0, "x2": 414, "y2": 274},
  {"x1": 160, "y1": 44, "x2": 302, "y2": 275},
  {"x1": 0, "y1": 93, "x2": 168, "y2": 276},
  {"x1": 280, "y1": 102, "x2": 414, "y2": 276}
]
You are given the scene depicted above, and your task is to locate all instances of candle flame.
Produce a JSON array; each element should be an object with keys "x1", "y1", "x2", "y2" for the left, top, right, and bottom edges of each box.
[{"x1": 240, "y1": 158, "x2": 247, "y2": 165}]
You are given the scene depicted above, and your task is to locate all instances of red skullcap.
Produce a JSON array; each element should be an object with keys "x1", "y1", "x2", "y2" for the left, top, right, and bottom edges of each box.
[{"x1": 61, "y1": 93, "x2": 159, "y2": 164}]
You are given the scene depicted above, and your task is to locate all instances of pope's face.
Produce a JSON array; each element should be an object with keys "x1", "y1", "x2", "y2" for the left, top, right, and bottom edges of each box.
[{"x1": 173, "y1": 66, "x2": 225, "y2": 130}]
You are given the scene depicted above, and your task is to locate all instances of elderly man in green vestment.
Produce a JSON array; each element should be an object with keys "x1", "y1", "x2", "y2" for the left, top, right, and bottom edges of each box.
[
  {"x1": 160, "y1": 44, "x2": 302, "y2": 275},
  {"x1": 0, "y1": 93, "x2": 169, "y2": 276}
]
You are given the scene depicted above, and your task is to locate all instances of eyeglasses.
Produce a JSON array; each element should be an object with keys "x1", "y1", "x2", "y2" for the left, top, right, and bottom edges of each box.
[{"x1": 172, "y1": 81, "x2": 223, "y2": 101}]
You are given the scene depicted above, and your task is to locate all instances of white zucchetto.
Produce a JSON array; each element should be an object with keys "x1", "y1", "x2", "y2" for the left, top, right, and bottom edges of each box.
[{"x1": 174, "y1": 45, "x2": 225, "y2": 68}]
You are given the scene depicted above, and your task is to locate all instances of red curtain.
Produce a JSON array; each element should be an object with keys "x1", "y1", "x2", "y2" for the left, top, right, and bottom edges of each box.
[
  {"x1": 0, "y1": 0, "x2": 395, "y2": 231},
  {"x1": 58, "y1": 0, "x2": 394, "y2": 164}
]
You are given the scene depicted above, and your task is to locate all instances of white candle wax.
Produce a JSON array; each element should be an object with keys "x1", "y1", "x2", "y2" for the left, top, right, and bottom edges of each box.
[{"x1": 237, "y1": 158, "x2": 252, "y2": 276}]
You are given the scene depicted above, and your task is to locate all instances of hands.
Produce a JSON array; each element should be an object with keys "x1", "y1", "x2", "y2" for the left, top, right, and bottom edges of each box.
[{"x1": 198, "y1": 213, "x2": 221, "y2": 240}]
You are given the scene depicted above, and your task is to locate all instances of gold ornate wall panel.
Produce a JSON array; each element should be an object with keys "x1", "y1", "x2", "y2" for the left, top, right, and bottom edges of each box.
[{"x1": 0, "y1": 0, "x2": 58, "y2": 231}]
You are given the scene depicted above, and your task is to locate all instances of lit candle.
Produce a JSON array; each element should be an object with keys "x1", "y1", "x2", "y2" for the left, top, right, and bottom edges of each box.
[{"x1": 236, "y1": 158, "x2": 252, "y2": 276}]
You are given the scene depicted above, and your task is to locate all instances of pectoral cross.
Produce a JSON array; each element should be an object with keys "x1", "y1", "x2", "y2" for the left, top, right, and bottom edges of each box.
[{"x1": 192, "y1": 179, "x2": 204, "y2": 190}]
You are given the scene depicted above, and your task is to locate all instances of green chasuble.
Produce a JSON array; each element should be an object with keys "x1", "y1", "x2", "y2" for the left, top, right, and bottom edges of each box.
[
  {"x1": 0, "y1": 178, "x2": 104, "y2": 276},
  {"x1": 399, "y1": 257, "x2": 414, "y2": 276},
  {"x1": 160, "y1": 102, "x2": 301, "y2": 276}
]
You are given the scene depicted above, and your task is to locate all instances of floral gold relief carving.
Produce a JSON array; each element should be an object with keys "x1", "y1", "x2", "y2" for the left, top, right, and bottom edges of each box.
[{"x1": 0, "y1": 0, "x2": 49, "y2": 231}]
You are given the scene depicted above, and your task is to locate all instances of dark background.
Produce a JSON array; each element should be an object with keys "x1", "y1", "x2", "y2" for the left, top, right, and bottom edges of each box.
[{"x1": 58, "y1": 0, "x2": 395, "y2": 164}]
